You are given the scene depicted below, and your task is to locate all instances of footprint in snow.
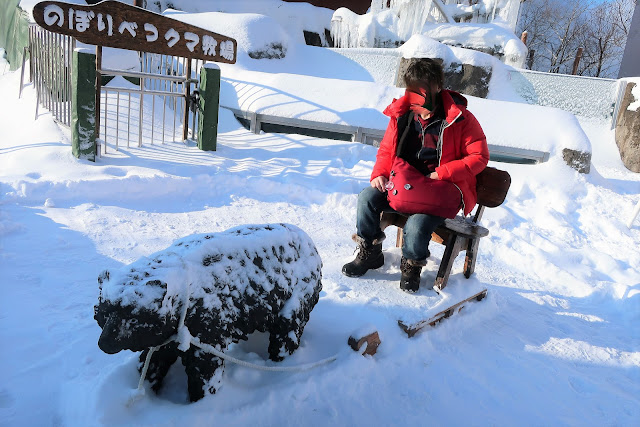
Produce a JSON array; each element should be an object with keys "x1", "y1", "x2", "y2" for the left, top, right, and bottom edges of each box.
[{"x1": 102, "y1": 167, "x2": 127, "y2": 177}]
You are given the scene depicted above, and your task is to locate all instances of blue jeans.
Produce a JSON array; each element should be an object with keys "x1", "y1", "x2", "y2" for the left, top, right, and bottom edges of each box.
[{"x1": 356, "y1": 186, "x2": 445, "y2": 262}]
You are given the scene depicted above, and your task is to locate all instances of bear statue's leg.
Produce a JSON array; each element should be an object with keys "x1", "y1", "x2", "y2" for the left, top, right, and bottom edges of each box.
[
  {"x1": 137, "y1": 342, "x2": 180, "y2": 393},
  {"x1": 267, "y1": 310, "x2": 307, "y2": 362},
  {"x1": 181, "y1": 346, "x2": 225, "y2": 402}
]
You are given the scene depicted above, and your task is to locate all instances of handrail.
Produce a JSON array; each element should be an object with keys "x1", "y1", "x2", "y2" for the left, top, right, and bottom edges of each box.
[
  {"x1": 222, "y1": 106, "x2": 550, "y2": 164},
  {"x1": 98, "y1": 67, "x2": 198, "y2": 83}
]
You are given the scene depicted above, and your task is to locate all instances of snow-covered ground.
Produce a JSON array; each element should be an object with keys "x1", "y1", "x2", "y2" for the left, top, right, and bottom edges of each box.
[{"x1": 2, "y1": 3, "x2": 640, "y2": 426}]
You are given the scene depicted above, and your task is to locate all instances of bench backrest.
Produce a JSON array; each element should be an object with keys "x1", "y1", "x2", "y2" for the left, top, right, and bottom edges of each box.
[{"x1": 476, "y1": 167, "x2": 511, "y2": 208}]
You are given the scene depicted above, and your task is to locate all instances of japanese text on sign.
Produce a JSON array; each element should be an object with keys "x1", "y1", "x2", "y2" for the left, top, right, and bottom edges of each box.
[{"x1": 33, "y1": 1, "x2": 237, "y2": 63}]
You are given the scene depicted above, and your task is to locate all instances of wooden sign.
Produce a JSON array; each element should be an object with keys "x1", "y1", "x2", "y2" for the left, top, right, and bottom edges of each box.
[{"x1": 32, "y1": 1, "x2": 237, "y2": 63}]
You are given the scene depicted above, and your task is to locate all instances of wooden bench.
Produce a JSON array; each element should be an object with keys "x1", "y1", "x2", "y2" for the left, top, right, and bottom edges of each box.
[{"x1": 380, "y1": 166, "x2": 511, "y2": 293}]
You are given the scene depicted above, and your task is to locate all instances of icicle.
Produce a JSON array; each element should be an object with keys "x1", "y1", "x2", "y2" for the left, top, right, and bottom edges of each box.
[
  {"x1": 331, "y1": 9, "x2": 355, "y2": 48},
  {"x1": 395, "y1": 0, "x2": 434, "y2": 41},
  {"x1": 331, "y1": 0, "x2": 447, "y2": 48}
]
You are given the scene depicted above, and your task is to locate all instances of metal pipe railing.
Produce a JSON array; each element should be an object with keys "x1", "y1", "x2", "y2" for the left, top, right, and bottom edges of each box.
[{"x1": 28, "y1": 24, "x2": 75, "y2": 127}]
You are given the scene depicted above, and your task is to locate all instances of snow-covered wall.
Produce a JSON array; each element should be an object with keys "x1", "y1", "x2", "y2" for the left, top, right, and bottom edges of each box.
[
  {"x1": 327, "y1": 47, "x2": 402, "y2": 85},
  {"x1": 508, "y1": 70, "x2": 620, "y2": 121}
]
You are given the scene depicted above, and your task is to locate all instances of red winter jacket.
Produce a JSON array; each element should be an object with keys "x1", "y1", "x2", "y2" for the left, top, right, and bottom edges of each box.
[{"x1": 371, "y1": 89, "x2": 489, "y2": 216}]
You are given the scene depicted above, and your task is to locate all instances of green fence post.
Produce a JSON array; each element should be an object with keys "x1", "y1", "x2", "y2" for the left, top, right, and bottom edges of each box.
[
  {"x1": 71, "y1": 48, "x2": 96, "y2": 161},
  {"x1": 197, "y1": 64, "x2": 220, "y2": 151}
]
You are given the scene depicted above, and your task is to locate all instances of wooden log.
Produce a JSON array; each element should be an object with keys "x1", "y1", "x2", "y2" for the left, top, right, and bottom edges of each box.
[
  {"x1": 348, "y1": 331, "x2": 381, "y2": 356},
  {"x1": 398, "y1": 289, "x2": 488, "y2": 337}
]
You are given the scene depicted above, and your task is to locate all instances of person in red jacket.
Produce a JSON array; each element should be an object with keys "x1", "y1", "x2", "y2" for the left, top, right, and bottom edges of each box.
[{"x1": 342, "y1": 58, "x2": 489, "y2": 292}]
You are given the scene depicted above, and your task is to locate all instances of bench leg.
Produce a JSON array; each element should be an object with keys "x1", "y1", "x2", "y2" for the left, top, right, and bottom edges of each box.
[
  {"x1": 464, "y1": 237, "x2": 480, "y2": 279},
  {"x1": 434, "y1": 234, "x2": 463, "y2": 292}
]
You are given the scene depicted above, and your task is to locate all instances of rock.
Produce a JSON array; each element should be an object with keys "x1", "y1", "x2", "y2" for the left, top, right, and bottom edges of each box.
[
  {"x1": 562, "y1": 149, "x2": 591, "y2": 174},
  {"x1": 248, "y1": 43, "x2": 287, "y2": 59},
  {"x1": 444, "y1": 62, "x2": 492, "y2": 99},
  {"x1": 615, "y1": 82, "x2": 640, "y2": 173},
  {"x1": 396, "y1": 57, "x2": 492, "y2": 99}
]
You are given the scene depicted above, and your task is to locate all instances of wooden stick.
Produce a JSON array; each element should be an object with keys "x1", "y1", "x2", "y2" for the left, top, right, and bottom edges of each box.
[
  {"x1": 398, "y1": 289, "x2": 488, "y2": 337},
  {"x1": 183, "y1": 58, "x2": 192, "y2": 141},
  {"x1": 348, "y1": 331, "x2": 381, "y2": 356}
]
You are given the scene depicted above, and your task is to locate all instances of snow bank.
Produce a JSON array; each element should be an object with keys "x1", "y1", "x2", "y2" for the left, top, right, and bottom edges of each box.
[
  {"x1": 421, "y1": 22, "x2": 526, "y2": 68},
  {"x1": 399, "y1": 33, "x2": 499, "y2": 69},
  {"x1": 150, "y1": 0, "x2": 334, "y2": 47},
  {"x1": 163, "y1": 10, "x2": 291, "y2": 62},
  {"x1": 469, "y1": 97, "x2": 591, "y2": 154}
]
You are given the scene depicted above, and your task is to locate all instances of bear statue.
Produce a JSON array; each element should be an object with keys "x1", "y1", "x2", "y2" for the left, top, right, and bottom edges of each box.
[{"x1": 94, "y1": 223, "x2": 323, "y2": 402}]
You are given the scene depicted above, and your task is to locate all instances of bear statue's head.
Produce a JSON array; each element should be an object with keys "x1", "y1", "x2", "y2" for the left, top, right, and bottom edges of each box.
[
  {"x1": 94, "y1": 270, "x2": 182, "y2": 354},
  {"x1": 94, "y1": 302, "x2": 180, "y2": 354}
]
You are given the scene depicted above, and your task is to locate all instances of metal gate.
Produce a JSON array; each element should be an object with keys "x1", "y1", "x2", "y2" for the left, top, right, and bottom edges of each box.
[
  {"x1": 27, "y1": 24, "x2": 75, "y2": 126},
  {"x1": 23, "y1": 25, "x2": 201, "y2": 150},
  {"x1": 96, "y1": 47, "x2": 203, "y2": 153}
]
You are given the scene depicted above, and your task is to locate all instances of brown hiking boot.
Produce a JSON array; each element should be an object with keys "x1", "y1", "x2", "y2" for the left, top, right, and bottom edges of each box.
[
  {"x1": 342, "y1": 234, "x2": 385, "y2": 277},
  {"x1": 400, "y1": 257, "x2": 424, "y2": 293}
]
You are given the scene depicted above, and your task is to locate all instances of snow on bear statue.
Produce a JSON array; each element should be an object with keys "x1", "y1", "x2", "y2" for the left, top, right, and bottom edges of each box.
[{"x1": 94, "y1": 223, "x2": 322, "y2": 402}]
